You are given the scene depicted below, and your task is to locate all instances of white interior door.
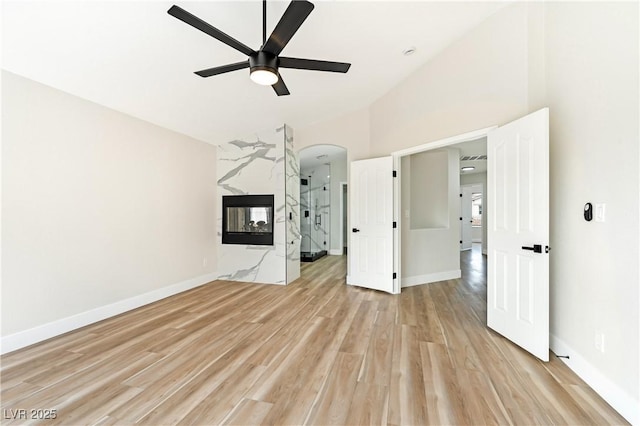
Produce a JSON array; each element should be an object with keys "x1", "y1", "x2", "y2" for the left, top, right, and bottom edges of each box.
[
  {"x1": 487, "y1": 107, "x2": 549, "y2": 361},
  {"x1": 347, "y1": 156, "x2": 394, "y2": 293},
  {"x1": 461, "y1": 186, "x2": 473, "y2": 251}
]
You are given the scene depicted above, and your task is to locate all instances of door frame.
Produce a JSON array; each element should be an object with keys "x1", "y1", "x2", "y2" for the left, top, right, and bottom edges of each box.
[
  {"x1": 391, "y1": 126, "x2": 497, "y2": 293},
  {"x1": 460, "y1": 184, "x2": 474, "y2": 251},
  {"x1": 338, "y1": 181, "x2": 347, "y2": 255},
  {"x1": 461, "y1": 182, "x2": 484, "y2": 249}
]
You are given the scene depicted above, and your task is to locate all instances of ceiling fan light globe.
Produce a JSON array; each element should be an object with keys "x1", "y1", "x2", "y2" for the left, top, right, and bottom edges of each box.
[{"x1": 250, "y1": 68, "x2": 279, "y2": 86}]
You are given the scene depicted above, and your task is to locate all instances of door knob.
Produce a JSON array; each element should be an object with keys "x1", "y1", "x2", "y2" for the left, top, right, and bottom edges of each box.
[
  {"x1": 352, "y1": 228, "x2": 360, "y2": 233},
  {"x1": 522, "y1": 244, "x2": 543, "y2": 253}
]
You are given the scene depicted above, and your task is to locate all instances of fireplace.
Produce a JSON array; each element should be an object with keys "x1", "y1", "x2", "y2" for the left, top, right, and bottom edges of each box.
[{"x1": 222, "y1": 195, "x2": 274, "y2": 245}]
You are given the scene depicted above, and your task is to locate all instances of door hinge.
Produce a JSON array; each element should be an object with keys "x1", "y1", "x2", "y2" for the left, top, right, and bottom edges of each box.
[
  {"x1": 393, "y1": 272, "x2": 397, "y2": 279},
  {"x1": 460, "y1": 240, "x2": 463, "y2": 244},
  {"x1": 460, "y1": 193, "x2": 463, "y2": 197},
  {"x1": 393, "y1": 221, "x2": 397, "y2": 228},
  {"x1": 392, "y1": 170, "x2": 397, "y2": 177}
]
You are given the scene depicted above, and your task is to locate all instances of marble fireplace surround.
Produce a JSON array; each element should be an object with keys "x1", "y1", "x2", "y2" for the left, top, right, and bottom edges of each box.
[{"x1": 216, "y1": 125, "x2": 300, "y2": 285}]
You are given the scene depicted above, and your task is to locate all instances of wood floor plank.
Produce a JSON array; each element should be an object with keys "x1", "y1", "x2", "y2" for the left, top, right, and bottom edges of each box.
[
  {"x1": 253, "y1": 297, "x2": 365, "y2": 424},
  {"x1": 357, "y1": 310, "x2": 395, "y2": 386},
  {"x1": 4, "y1": 351, "x2": 160, "y2": 425},
  {"x1": 387, "y1": 324, "x2": 428, "y2": 426},
  {"x1": 111, "y1": 323, "x2": 262, "y2": 423},
  {"x1": 0, "y1": 250, "x2": 628, "y2": 425},
  {"x1": 0, "y1": 381, "x2": 43, "y2": 408},
  {"x1": 305, "y1": 352, "x2": 363, "y2": 425},
  {"x1": 0, "y1": 350, "x2": 84, "y2": 390},
  {"x1": 419, "y1": 341, "x2": 470, "y2": 425},
  {"x1": 46, "y1": 383, "x2": 143, "y2": 426},
  {"x1": 343, "y1": 382, "x2": 389, "y2": 426},
  {"x1": 562, "y1": 383, "x2": 629, "y2": 425},
  {"x1": 338, "y1": 300, "x2": 377, "y2": 354},
  {"x1": 221, "y1": 398, "x2": 273, "y2": 426},
  {"x1": 138, "y1": 361, "x2": 266, "y2": 425}
]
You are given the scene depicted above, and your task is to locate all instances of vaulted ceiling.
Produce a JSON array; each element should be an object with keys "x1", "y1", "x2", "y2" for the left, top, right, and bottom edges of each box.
[{"x1": 2, "y1": 1, "x2": 508, "y2": 145}]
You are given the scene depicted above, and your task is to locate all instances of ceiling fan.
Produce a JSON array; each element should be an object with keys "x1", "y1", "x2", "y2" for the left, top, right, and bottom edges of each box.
[{"x1": 167, "y1": 0, "x2": 351, "y2": 96}]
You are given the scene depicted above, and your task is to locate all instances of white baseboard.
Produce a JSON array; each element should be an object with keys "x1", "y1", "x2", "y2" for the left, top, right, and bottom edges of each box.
[
  {"x1": 401, "y1": 270, "x2": 461, "y2": 288},
  {"x1": 1, "y1": 271, "x2": 218, "y2": 355},
  {"x1": 550, "y1": 334, "x2": 639, "y2": 425},
  {"x1": 328, "y1": 249, "x2": 344, "y2": 256}
]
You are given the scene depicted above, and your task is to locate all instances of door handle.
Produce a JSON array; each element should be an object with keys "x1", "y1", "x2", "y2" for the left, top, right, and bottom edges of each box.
[
  {"x1": 352, "y1": 228, "x2": 360, "y2": 233},
  {"x1": 522, "y1": 244, "x2": 549, "y2": 254}
]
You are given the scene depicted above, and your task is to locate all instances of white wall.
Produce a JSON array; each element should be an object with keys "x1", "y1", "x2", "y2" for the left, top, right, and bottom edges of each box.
[
  {"x1": 369, "y1": 3, "x2": 530, "y2": 155},
  {"x1": 297, "y1": 108, "x2": 371, "y2": 162},
  {"x1": 2, "y1": 71, "x2": 218, "y2": 345},
  {"x1": 544, "y1": 2, "x2": 639, "y2": 418},
  {"x1": 410, "y1": 150, "x2": 450, "y2": 229},
  {"x1": 401, "y1": 148, "x2": 460, "y2": 287},
  {"x1": 329, "y1": 155, "x2": 347, "y2": 255}
]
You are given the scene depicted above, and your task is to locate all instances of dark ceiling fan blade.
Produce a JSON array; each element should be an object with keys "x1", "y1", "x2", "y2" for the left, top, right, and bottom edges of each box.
[
  {"x1": 262, "y1": 0, "x2": 314, "y2": 56},
  {"x1": 279, "y1": 57, "x2": 350, "y2": 73},
  {"x1": 194, "y1": 61, "x2": 249, "y2": 77},
  {"x1": 272, "y1": 75, "x2": 290, "y2": 96},
  {"x1": 168, "y1": 5, "x2": 255, "y2": 57}
]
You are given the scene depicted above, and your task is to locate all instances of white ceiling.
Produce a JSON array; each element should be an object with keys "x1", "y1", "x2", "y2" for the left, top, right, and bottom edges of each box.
[
  {"x1": 299, "y1": 144, "x2": 346, "y2": 171},
  {"x1": 456, "y1": 137, "x2": 487, "y2": 175},
  {"x1": 2, "y1": 1, "x2": 508, "y2": 145}
]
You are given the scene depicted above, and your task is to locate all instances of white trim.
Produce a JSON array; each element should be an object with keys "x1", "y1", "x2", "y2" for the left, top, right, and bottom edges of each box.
[
  {"x1": 338, "y1": 181, "x2": 347, "y2": 258},
  {"x1": 1, "y1": 271, "x2": 218, "y2": 355},
  {"x1": 550, "y1": 334, "x2": 639, "y2": 425},
  {"x1": 392, "y1": 126, "x2": 497, "y2": 158},
  {"x1": 392, "y1": 155, "x2": 402, "y2": 294},
  {"x1": 401, "y1": 270, "x2": 461, "y2": 288}
]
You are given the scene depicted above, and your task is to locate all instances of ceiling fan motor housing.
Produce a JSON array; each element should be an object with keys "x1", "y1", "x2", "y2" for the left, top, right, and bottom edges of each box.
[{"x1": 249, "y1": 51, "x2": 278, "y2": 74}]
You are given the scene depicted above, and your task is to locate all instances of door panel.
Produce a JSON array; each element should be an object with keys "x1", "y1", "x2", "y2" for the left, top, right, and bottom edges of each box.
[
  {"x1": 348, "y1": 156, "x2": 393, "y2": 293},
  {"x1": 487, "y1": 108, "x2": 549, "y2": 361}
]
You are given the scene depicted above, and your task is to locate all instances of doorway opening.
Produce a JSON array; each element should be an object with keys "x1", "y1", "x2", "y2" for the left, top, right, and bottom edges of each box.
[
  {"x1": 461, "y1": 183, "x2": 485, "y2": 252},
  {"x1": 298, "y1": 144, "x2": 347, "y2": 263},
  {"x1": 393, "y1": 127, "x2": 491, "y2": 293}
]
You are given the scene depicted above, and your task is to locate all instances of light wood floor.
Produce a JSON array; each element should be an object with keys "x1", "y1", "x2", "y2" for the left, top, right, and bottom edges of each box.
[{"x1": 1, "y1": 248, "x2": 628, "y2": 425}]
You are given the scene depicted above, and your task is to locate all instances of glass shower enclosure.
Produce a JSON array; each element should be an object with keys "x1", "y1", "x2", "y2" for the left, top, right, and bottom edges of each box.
[{"x1": 300, "y1": 165, "x2": 330, "y2": 262}]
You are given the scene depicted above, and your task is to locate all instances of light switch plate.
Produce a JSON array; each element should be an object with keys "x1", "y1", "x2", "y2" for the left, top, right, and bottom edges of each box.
[{"x1": 595, "y1": 203, "x2": 606, "y2": 222}]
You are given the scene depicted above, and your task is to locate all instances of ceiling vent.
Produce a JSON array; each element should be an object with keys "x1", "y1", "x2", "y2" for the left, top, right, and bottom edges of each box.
[{"x1": 461, "y1": 155, "x2": 487, "y2": 161}]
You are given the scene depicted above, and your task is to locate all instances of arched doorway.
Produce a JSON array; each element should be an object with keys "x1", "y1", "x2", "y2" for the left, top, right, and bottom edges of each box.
[{"x1": 298, "y1": 145, "x2": 347, "y2": 262}]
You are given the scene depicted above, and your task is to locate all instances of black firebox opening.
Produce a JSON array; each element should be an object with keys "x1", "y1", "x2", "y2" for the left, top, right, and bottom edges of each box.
[{"x1": 222, "y1": 194, "x2": 274, "y2": 245}]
